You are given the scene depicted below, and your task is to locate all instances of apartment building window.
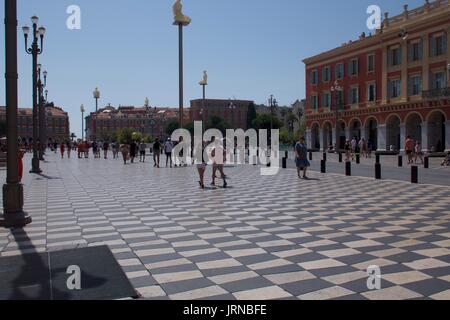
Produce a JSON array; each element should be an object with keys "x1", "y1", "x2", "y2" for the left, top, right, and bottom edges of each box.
[
  {"x1": 321, "y1": 92, "x2": 331, "y2": 108},
  {"x1": 367, "y1": 54, "x2": 375, "y2": 72},
  {"x1": 388, "y1": 47, "x2": 402, "y2": 66},
  {"x1": 348, "y1": 58, "x2": 359, "y2": 76},
  {"x1": 431, "y1": 71, "x2": 447, "y2": 89},
  {"x1": 408, "y1": 75, "x2": 422, "y2": 96},
  {"x1": 310, "y1": 70, "x2": 318, "y2": 85},
  {"x1": 408, "y1": 40, "x2": 423, "y2": 62},
  {"x1": 430, "y1": 33, "x2": 447, "y2": 57},
  {"x1": 349, "y1": 87, "x2": 359, "y2": 105},
  {"x1": 388, "y1": 79, "x2": 401, "y2": 98},
  {"x1": 367, "y1": 83, "x2": 376, "y2": 102},
  {"x1": 335, "y1": 63, "x2": 344, "y2": 80},
  {"x1": 310, "y1": 95, "x2": 318, "y2": 109},
  {"x1": 322, "y1": 66, "x2": 331, "y2": 82}
]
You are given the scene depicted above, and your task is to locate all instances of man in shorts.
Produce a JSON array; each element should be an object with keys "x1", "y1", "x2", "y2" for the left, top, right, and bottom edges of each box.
[
  {"x1": 405, "y1": 136, "x2": 414, "y2": 164},
  {"x1": 164, "y1": 138, "x2": 173, "y2": 168},
  {"x1": 211, "y1": 138, "x2": 227, "y2": 188}
]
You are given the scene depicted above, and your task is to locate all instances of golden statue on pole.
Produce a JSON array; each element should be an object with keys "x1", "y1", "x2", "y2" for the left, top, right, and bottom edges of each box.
[{"x1": 173, "y1": 0, "x2": 191, "y2": 26}]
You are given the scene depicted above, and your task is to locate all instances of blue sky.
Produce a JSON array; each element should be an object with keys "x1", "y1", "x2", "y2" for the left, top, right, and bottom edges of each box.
[{"x1": 0, "y1": 0, "x2": 425, "y2": 137}]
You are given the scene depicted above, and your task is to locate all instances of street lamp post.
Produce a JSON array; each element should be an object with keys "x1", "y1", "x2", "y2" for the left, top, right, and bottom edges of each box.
[
  {"x1": 38, "y1": 65, "x2": 47, "y2": 160},
  {"x1": 330, "y1": 80, "x2": 342, "y2": 152},
  {"x1": 199, "y1": 71, "x2": 208, "y2": 132},
  {"x1": 1, "y1": 0, "x2": 31, "y2": 227},
  {"x1": 23, "y1": 16, "x2": 46, "y2": 174},
  {"x1": 93, "y1": 87, "x2": 100, "y2": 142},
  {"x1": 173, "y1": 0, "x2": 191, "y2": 129},
  {"x1": 268, "y1": 95, "x2": 277, "y2": 141},
  {"x1": 80, "y1": 104, "x2": 85, "y2": 141}
]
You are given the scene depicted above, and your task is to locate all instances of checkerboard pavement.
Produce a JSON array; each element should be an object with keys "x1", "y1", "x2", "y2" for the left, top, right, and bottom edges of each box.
[{"x1": 1, "y1": 153, "x2": 450, "y2": 300}]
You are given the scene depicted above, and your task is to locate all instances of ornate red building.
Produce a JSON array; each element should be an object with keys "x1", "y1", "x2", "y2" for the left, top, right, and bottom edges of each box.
[{"x1": 303, "y1": 0, "x2": 450, "y2": 152}]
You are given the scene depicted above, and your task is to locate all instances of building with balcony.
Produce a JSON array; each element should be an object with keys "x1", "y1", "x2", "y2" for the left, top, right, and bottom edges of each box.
[
  {"x1": 85, "y1": 105, "x2": 189, "y2": 141},
  {"x1": 190, "y1": 99, "x2": 254, "y2": 130},
  {"x1": 303, "y1": 0, "x2": 450, "y2": 152},
  {"x1": 0, "y1": 103, "x2": 70, "y2": 143}
]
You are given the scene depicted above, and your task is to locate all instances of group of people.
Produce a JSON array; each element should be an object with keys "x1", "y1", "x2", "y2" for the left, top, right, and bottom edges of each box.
[
  {"x1": 404, "y1": 136, "x2": 424, "y2": 165},
  {"x1": 343, "y1": 137, "x2": 375, "y2": 162}
]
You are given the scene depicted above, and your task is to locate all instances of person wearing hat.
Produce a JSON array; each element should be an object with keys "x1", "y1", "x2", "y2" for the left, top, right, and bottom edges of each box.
[{"x1": 164, "y1": 138, "x2": 174, "y2": 168}]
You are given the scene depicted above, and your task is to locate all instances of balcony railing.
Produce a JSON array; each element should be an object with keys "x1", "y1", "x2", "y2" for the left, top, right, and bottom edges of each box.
[{"x1": 422, "y1": 87, "x2": 450, "y2": 100}]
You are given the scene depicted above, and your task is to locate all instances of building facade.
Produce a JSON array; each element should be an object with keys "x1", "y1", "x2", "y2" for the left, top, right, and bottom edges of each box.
[
  {"x1": 303, "y1": 0, "x2": 450, "y2": 152},
  {"x1": 85, "y1": 105, "x2": 189, "y2": 141},
  {"x1": 190, "y1": 99, "x2": 254, "y2": 130},
  {"x1": 0, "y1": 103, "x2": 70, "y2": 142}
]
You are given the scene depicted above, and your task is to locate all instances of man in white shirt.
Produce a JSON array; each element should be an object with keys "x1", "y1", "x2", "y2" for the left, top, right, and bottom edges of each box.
[{"x1": 164, "y1": 138, "x2": 174, "y2": 168}]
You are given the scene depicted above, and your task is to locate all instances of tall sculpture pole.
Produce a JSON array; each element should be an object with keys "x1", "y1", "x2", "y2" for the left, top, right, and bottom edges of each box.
[
  {"x1": 173, "y1": 0, "x2": 191, "y2": 129},
  {"x1": 1, "y1": 0, "x2": 31, "y2": 227}
]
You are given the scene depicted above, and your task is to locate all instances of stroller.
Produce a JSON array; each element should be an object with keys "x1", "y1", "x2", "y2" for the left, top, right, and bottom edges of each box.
[{"x1": 441, "y1": 152, "x2": 450, "y2": 166}]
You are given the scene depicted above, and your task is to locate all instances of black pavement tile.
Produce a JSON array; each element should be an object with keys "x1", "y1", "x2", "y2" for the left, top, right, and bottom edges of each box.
[
  {"x1": 404, "y1": 278, "x2": 450, "y2": 297},
  {"x1": 310, "y1": 265, "x2": 359, "y2": 278},
  {"x1": 220, "y1": 277, "x2": 275, "y2": 293},
  {"x1": 285, "y1": 252, "x2": 328, "y2": 264},
  {"x1": 254, "y1": 264, "x2": 303, "y2": 276},
  {"x1": 160, "y1": 278, "x2": 216, "y2": 295},
  {"x1": 280, "y1": 279, "x2": 334, "y2": 296},
  {"x1": 201, "y1": 266, "x2": 251, "y2": 278}
]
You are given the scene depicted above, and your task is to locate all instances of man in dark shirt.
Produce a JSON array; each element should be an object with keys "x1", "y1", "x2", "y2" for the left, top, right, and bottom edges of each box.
[{"x1": 153, "y1": 138, "x2": 161, "y2": 168}]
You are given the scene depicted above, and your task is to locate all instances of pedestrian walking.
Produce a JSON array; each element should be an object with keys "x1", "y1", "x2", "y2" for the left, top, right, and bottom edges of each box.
[
  {"x1": 60, "y1": 142, "x2": 65, "y2": 158},
  {"x1": 211, "y1": 138, "x2": 227, "y2": 188},
  {"x1": 295, "y1": 136, "x2": 310, "y2": 179},
  {"x1": 112, "y1": 141, "x2": 119, "y2": 159},
  {"x1": 130, "y1": 140, "x2": 137, "y2": 163},
  {"x1": 120, "y1": 143, "x2": 129, "y2": 165},
  {"x1": 103, "y1": 141, "x2": 109, "y2": 159},
  {"x1": 414, "y1": 141, "x2": 424, "y2": 164},
  {"x1": 405, "y1": 136, "x2": 414, "y2": 164},
  {"x1": 344, "y1": 140, "x2": 351, "y2": 162},
  {"x1": 164, "y1": 138, "x2": 173, "y2": 167},
  {"x1": 66, "y1": 141, "x2": 72, "y2": 158},
  {"x1": 18, "y1": 149, "x2": 24, "y2": 182},
  {"x1": 139, "y1": 141, "x2": 147, "y2": 162},
  {"x1": 196, "y1": 141, "x2": 207, "y2": 189},
  {"x1": 359, "y1": 138, "x2": 367, "y2": 158},
  {"x1": 153, "y1": 138, "x2": 161, "y2": 168},
  {"x1": 350, "y1": 137, "x2": 357, "y2": 161}
]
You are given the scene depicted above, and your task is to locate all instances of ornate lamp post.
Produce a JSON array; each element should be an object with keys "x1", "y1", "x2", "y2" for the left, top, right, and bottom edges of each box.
[
  {"x1": 80, "y1": 104, "x2": 85, "y2": 141},
  {"x1": 93, "y1": 87, "x2": 100, "y2": 141},
  {"x1": 37, "y1": 65, "x2": 47, "y2": 160},
  {"x1": 1, "y1": 0, "x2": 31, "y2": 227},
  {"x1": 330, "y1": 80, "x2": 343, "y2": 152},
  {"x1": 23, "y1": 15, "x2": 46, "y2": 173},
  {"x1": 173, "y1": 0, "x2": 191, "y2": 129}
]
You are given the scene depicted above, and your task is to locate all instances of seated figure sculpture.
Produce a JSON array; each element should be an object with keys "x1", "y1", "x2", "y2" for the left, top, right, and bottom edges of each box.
[
  {"x1": 199, "y1": 71, "x2": 208, "y2": 86},
  {"x1": 173, "y1": 0, "x2": 191, "y2": 26}
]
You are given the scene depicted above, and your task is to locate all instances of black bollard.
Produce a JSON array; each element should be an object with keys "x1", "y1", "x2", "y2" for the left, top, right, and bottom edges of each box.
[
  {"x1": 376, "y1": 154, "x2": 380, "y2": 164},
  {"x1": 285, "y1": 150, "x2": 288, "y2": 159},
  {"x1": 253, "y1": 155, "x2": 257, "y2": 165},
  {"x1": 375, "y1": 163, "x2": 381, "y2": 179},
  {"x1": 398, "y1": 155, "x2": 403, "y2": 167},
  {"x1": 321, "y1": 160, "x2": 326, "y2": 173},
  {"x1": 345, "y1": 161, "x2": 351, "y2": 176},
  {"x1": 338, "y1": 153, "x2": 343, "y2": 163},
  {"x1": 411, "y1": 166, "x2": 418, "y2": 184},
  {"x1": 309, "y1": 151, "x2": 313, "y2": 161},
  {"x1": 424, "y1": 157, "x2": 429, "y2": 169},
  {"x1": 323, "y1": 152, "x2": 327, "y2": 162},
  {"x1": 282, "y1": 157, "x2": 287, "y2": 169},
  {"x1": 356, "y1": 154, "x2": 360, "y2": 164}
]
